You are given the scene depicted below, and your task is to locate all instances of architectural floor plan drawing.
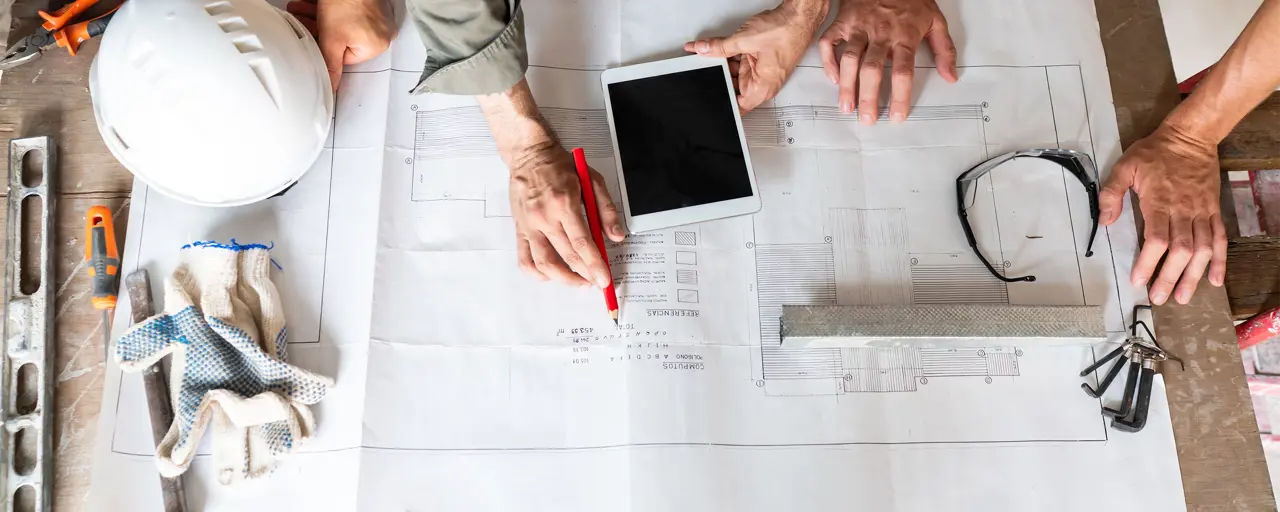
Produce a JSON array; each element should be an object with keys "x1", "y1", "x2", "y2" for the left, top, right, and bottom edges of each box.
[
  {"x1": 742, "y1": 64, "x2": 1135, "y2": 396},
  {"x1": 769, "y1": 345, "x2": 1024, "y2": 394},
  {"x1": 89, "y1": 0, "x2": 1186, "y2": 510}
]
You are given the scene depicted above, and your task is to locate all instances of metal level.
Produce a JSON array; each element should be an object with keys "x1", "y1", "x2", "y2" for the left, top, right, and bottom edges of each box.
[
  {"x1": 1, "y1": 137, "x2": 56, "y2": 512},
  {"x1": 780, "y1": 304, "x2": 1107, "y2": 348}
]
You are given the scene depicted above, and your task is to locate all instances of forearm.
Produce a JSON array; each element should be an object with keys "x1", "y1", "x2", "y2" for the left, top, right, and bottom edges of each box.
[
  {"x1": 785, "y1": 0, "x2": 830, "y2": 24},
  {"x1": 475, "y1": 79, "x2": 560, "y2": 171},
  {"x1": 1163, "y1": 0, "x2": 1280, "y2": 145}
]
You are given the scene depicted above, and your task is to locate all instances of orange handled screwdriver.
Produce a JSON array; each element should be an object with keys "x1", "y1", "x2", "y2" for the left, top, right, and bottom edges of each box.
[{"x1": 85, "y1": 206, "x2": 120, "y2": 354}]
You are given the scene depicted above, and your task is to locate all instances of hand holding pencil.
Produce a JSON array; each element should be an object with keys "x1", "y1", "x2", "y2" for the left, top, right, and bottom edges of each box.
[
  {"x1": 572, "y1": 148, "x2": 622, "y2": 324},
  {"x1": 507, "y1": 145, "x2": 625, "y2": 288}
]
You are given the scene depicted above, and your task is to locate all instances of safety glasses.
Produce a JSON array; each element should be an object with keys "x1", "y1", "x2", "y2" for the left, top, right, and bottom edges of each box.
[{"x1": 955, "y1": 149, "x2": 1100, "y2": 283}]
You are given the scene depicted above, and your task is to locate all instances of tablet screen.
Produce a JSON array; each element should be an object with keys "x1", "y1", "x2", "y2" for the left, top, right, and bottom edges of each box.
[{"x1": 607, "y1": 66, "x2": 753, "y2": 216}]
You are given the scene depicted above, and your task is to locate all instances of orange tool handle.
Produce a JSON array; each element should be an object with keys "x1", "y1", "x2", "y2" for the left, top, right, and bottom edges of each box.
[
  {"x1": 85, "y1": 206, "x2": 120, "y2": 310},
  {"x1": 38, "y1": 0, "x2": 99, "y2": 32},
  {"x1": 53, "y1": 6, "x2": 117, "y2": 56}
]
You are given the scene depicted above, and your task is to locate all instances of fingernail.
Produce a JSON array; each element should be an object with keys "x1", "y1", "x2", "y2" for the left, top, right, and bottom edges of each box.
[
  {"x1": 840, "y1": 100, "x2": 852, "y2": 114},
  {"x1": 1151, "y1": 290, "x2": 1167, "y2": 304},
  {"x1": 697, "y1": 41, "x2": 709, "y2": 53},
  {"x1": 1211, "y1": 275, "x2": 1224, "y2": 287},
  {"x1": 891, "y1": 112, "x2": 905, "y2": 122},
  {"x1": 1176, "y1": 290, "x2": 1190, "y2": 304},
  {"x1": 596, "y1": 272, "x2": 611, "y2": 288},
  {"x1": 1100, "y1": 208, "x2": 1111, "y2": 219},
  {"x1": 860, "y1": 112, "x2": 874, "y2": 124},
  {"x1": 828, "y1": 73, "x2": 837, "y2": 85}
]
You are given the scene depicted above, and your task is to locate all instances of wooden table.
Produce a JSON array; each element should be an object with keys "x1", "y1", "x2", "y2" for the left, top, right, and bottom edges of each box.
[{"x1": 1, "y1": 0, "x2": 1275, "y2": 509}]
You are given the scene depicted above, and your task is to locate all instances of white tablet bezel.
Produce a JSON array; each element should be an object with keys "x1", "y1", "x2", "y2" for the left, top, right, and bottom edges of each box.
[{"x1": 601, "y1": 55, "x2": 761, "y2": 234}]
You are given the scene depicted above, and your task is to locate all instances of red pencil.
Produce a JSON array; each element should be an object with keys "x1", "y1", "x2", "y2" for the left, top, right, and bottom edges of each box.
[{"x1": 572, "y1": 147, "x2": 620, "y2": 325}]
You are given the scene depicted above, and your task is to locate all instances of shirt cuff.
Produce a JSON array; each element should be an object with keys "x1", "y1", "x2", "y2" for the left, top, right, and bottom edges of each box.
[{"x1": 410, "y1": 4, "x2": 529, "y2": 96}]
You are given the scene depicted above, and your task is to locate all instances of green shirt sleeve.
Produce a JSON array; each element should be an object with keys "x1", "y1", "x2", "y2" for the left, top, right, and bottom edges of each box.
[{"x1": 408, "y1": 0, "x2": 529, "y2": 95}]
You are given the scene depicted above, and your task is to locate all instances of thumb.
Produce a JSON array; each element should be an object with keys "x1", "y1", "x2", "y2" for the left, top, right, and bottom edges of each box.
[
  {"x1": 590, "y1": 169, "x2": 626, "y2": 242},
  {"x1": 1098, "y1": 163, "x2": 1135, "y2": 226},
  {"x1": 685, "y1": 35, "x2": 746, "y2": 58},
  {"x1": 321, "y1": 42, "x2": 346, "y2": 93},
  {"x1": 114, "y1": 313, "x2": 179, "y2": 368}
]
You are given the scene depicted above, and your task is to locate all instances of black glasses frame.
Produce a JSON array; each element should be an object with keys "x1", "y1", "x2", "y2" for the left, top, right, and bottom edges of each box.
[{"x1": 955, "y1": 149, "x2": 1100, "y2": 283}]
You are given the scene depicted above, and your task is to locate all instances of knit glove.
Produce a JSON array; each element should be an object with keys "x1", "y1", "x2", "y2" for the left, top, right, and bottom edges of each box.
[{"x1": 114, "y1": 242, "x2": 332, "y2": 485}]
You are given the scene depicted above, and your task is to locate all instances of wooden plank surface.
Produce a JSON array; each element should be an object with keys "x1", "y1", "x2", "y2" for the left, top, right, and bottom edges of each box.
[
  {"x1": 1227, "y1": 236, "x2": 1280, "y2": 320},
  {"x1": 1096, "y1": 1, "x2": 1275, "y2": 510},
  {"x1": 0, "y1": 0, "x2": 1274, "y2": 510},
  {"x1": 1222, "y1": 93, "x2": 1280, "y2": 172},
  {"x1": 1, "y1": 0, "x2": 131, "y2": 506}
]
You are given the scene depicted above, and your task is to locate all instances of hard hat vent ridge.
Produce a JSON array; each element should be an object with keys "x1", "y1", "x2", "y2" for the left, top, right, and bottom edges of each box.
[
  {"x1": 248, "y1": 58, "x2": 282, "y2": 110},
  {"x1": 215, "y1": 16, "x2": 249, "y2": 32},
  {"x1": 203, "y1": 0, "x2": 234, "y2": 16}
]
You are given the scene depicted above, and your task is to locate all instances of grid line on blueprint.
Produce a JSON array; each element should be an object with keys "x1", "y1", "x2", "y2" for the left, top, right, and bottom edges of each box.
[
  {"x1": 910, "y1": 264, "x2": 1010, "y2": 304},
  {"x1": 761, "y1": 346, "x2": 843, "y2": 380},
  {"x1": 741, "y1": 104, "x2": 985, "y2": 148},
  {"x1": 415, "y1": 106, "x2": 613, "y2": 160},
  {"x1": 755, "y1": 244, "x2": 836, "y2": 344},
  {"x1": 920, "y1": 350, "x2": 993, "y2": 376},
  {"x1": 843, "y1": 347, "x2": 922, "y2": 392},
  {"x1": 986, "y1": 353, "x2": 1020, "y2": 375},
  {"x1": 837, "y1": 347, "x2": 1023, "y2": 393},
  {"x1": 918, "y1": 349, "x2": 1021, "y2": 378},
  {"x1": 830, "y1": 208, "x2": 912, "y2": 305}
]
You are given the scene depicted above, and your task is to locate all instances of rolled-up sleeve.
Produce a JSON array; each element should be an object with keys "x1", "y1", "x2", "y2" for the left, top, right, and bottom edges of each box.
[{"x1": 408, "y1": 0, "x2": 528, "y2": 95}]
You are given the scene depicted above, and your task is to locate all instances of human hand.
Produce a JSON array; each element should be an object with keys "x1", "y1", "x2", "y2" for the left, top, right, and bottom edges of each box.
[
  {"x1": 818, "y1": 0, "x2": 957, "y2": 124},
  {"x1": 683, "y1": 0, "x2": 829, "y2": 113},
  {"x1": 508, "y1": 144, "x2": 626, "y2": 287},
  {"x1": 286, "y1": 0, "x2": 393, "y2": 92},
  {"x1": 1099, "y1": 124, "x2": 1226, "y2": 306}
]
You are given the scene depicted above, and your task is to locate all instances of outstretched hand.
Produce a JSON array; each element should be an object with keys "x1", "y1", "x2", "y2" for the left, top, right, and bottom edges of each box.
[
  {"x1": 818, "y1": 0, "x2": 957, "y2": 123},
  {"x1": 1099, "y1": 125, "x2": 1227, "y2": 306},
  {"x1": 287, "y1": 0, "x2": 393, "y2": 92},
  {"x1": 684, "y1": 0, "x2": 828, "y2": 114}
]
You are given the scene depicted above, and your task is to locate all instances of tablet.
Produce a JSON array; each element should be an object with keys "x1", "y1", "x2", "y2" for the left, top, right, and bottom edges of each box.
[{"x1": 601, "y1": 55, "x2": 761, "y2": 233}]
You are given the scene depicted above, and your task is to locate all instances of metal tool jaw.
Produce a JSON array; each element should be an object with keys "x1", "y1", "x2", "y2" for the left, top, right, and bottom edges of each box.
[
  {"x1": 0, "y1": 33, "x2": 54, "y2": 71},
  {"x1": 1, "y1": 137, "x2": 56, "y2": 511}
]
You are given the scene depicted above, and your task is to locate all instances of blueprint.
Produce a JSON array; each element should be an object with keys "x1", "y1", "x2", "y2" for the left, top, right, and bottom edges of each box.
[{"x1": 89, "y1": 0, "x2": 1184, "y2": 510}]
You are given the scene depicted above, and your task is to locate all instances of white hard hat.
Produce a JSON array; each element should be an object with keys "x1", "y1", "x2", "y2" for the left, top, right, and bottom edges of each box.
[{"x1": 90, "y1": 0, "x2": 333, "y2": 207}]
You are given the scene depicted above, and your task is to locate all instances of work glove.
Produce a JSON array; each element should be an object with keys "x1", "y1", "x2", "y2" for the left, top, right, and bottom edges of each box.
[{"x1": 114, "y1": 242, "x2": 333, "y2": 485}]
